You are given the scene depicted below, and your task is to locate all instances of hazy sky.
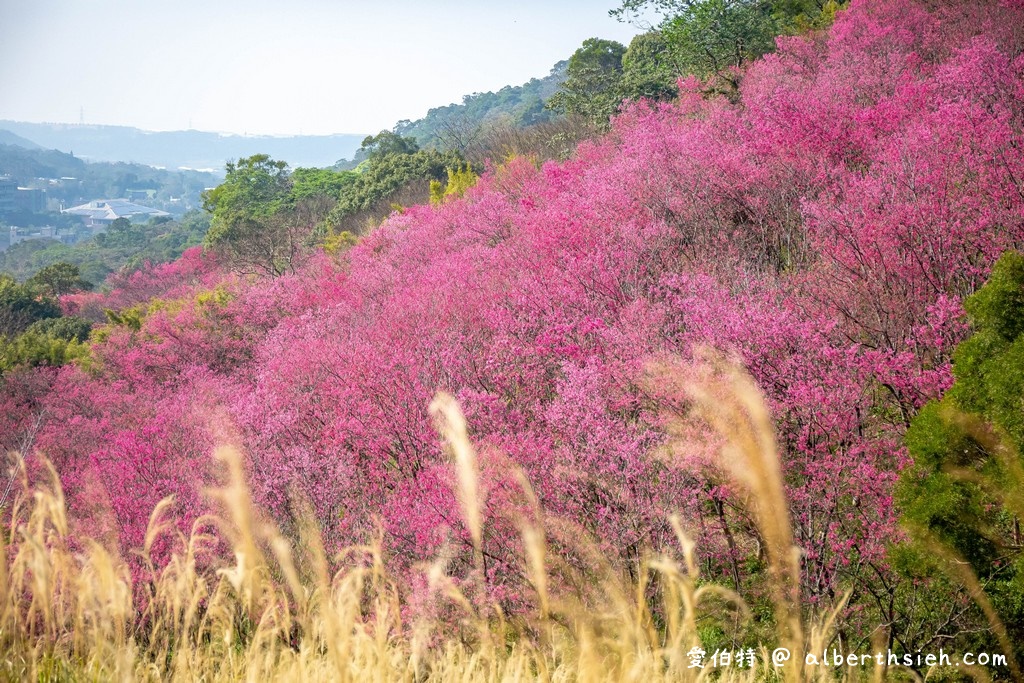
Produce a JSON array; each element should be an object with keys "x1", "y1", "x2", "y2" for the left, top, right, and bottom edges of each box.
[{"x1": 0, "y1": 0, "x2": 654, "y2": 137}]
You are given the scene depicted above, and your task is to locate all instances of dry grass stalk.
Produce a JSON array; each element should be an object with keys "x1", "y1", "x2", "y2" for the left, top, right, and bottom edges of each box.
[
  {"x1": 0, "y1": 360, "x2": 873, "y2": 681},
  {"x1": 647, "y1": 353, "x2": 805, "y2": 681}
]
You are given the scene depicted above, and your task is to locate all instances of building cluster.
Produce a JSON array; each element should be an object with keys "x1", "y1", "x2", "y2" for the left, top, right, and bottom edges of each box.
[
  {"x1": 1, "y1": 174, "x2": 171, "y2": 251},
  {"x1": 0, "y1": 176, "x2": 45, "y2": 215}
]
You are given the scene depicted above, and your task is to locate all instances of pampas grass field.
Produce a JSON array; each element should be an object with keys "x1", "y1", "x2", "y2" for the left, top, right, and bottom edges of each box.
[{"x1": 0, "y1": 365, "x2": 979, "y2": 681}]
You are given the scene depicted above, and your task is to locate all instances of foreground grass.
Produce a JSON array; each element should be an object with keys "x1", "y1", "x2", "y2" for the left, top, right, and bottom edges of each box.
[{"x1": 0, "y1": 367, "x2": 928, "y2": 681}]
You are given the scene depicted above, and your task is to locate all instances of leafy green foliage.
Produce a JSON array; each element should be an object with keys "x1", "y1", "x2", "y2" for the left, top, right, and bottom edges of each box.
[
  {"x1": 202, "y1": 155, "x2": 318, "y2": 276},
  {"x1": 322, "y1": 230, "x2": 359, "y2": 257},
  {"x1": 25, "y1": 316, "x2": 93, "y2": 343},
  {"x1": 202, "y1": 155, "x2": 290, "y2": 237},
  {"x1": 545, "y1": 30, "x2": 686, "y2": 128},
  {"x1": 0, "y1": 275, "x2": 60, "y2": 337},
  {"x1": 429, "y1": 165, "x2": 479, "y2": 206},
  {"x1": 620, "y1": 31, "x2": 682, "y2": 103},
  {"x1": 288, "y1": 167, "x2": 358, "y2": 202},
  {"x1": 609, "y1": 0, "x2": 841, "y2": 97},
  {"x1": 949, "y1": 253, "x2": 1024, "y2": 454},
  {"x1": 26, "y1": 262, "x2": 93, "y2": 297},
  {"x1": 358, "y1": 131, "x2": 420, "y2": 159},
  {"x1": 897, "y1": 251, "x2": 1024, "y2": 661},
  {"x1": 388, "y1": 63, "x2": 567, "y2": 154},
  {"x1": 550, "y1": 0, "x2": 802, "y2": 129},
  {"x1": 0, "y1": 315, "x2": 92, "y2": 372},
  {"x1": 660, "y1": 0, "x2": 780, "y2": 78},
  {"x1": 0, "y1": 271, "x2": 90, "y2": 373},
  {"x1": 192, "y1": 144, "x2": 466, "y2": 275},
  {"x1": 333, "y1": 132, "x2": 421, "y2": 171},
  {"x1": 103, "y1": 307, "x2": 144, "y2": 332},
  {"x1": 547, "y1": 38, "x2": 628, "y2": 127},
  {"x1": 326, "y1": 148, "x2": 463, "y2": 233}
]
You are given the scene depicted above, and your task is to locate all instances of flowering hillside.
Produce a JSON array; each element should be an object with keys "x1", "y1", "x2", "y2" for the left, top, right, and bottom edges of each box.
[{"x1": 3, "y1": 0, "x2": 1024, "y2": 664}]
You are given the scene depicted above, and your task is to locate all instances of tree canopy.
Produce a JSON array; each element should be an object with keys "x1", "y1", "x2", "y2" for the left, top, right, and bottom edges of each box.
[
  {"x1": 202, "y1": 155, "x2": 346, "y2": 276},
  {"x1": 26, "y1": 262, "x2": 93, "y2": 298},
  {"x1": 897, "y1": 251, "x2": 1024, "y2": 661},
  {"x1": 358, "y1": 131, "x2": 421, "y2": 160},
  {"x1": 0, "y1": 275, "x2": 60, "y2": 338},
  {"x1": 547, "y1": 38, "x2": 628, "y2": 126}
]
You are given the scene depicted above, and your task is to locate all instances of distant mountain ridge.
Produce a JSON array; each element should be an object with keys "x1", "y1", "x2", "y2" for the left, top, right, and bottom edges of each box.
[
  {"x1": 0, "y1": 129, "x2": 42, "y2": 151},
  {"x1": 0, "y1": 121, "x2": 366, "y2": 173}
]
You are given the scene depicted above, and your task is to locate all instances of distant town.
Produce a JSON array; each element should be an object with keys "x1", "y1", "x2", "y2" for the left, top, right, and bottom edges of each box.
[
  {"x1": 0, "y1": 172, "x2": 197, "y2": 252},
  {"x1": 0, "y1": 121, "x2": 367, "y2": 254}
]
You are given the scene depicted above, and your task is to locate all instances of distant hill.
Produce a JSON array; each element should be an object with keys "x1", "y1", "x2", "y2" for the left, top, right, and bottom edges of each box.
[
  {"x1": 392, "y1": 61, "x2": 568, "y2": 150},
  {"x1": 0, "y1": 143, "x2": 86, "y2": 180},
  {"x1": 0, "y1": 129, "x2": 42, "y2": 150},
  {"x1": 0, "y1": 121, "x2": 367, "y2": 172}
]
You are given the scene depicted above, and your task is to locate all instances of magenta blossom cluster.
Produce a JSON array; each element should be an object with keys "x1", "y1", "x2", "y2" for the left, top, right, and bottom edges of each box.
[{"x1": 5, "y1": 0, "x2": 1023, "y2": 613}]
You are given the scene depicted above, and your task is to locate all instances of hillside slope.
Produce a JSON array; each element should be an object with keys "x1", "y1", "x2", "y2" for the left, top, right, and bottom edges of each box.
[
  {"x1": 4, "y1": 0, "x2": 1024, "y2": 658},
  {"x1": 0, "y1": 129, "x2": 42, "y2": 150}
]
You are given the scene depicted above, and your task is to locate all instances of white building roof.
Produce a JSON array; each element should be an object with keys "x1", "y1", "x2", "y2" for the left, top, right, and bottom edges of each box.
[{"x1": 62, "y1": 199, "x2": 170, "y2": 221}]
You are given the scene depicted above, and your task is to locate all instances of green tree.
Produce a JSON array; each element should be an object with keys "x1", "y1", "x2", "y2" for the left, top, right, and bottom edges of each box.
[
  {"x1": 0, "y1": 315, "x2": 92, "y2": 372},
  {"x1": 26, "y1": 262, "x2": 93, "y2": 297},
  {"x1": 289, "y1": 167, "x2": 357, "y2": 203},
  {"x1": 547, "y1": 38, "x2": 627, "y2": 127},
  {"x1": 357, "y1": 131, "x2": 420, "y2": 160},
  {"x1": 272, "y1": 168, "x2": 357, "y2": 248},
  {"x1": 429, "y1": 164, "x2": 479, "y2": 206},
  {"x1": 514, "y1": 95, "x2": 551, "y2": 127},
  {"x1": 896, "y1": 251, "x2": 1024, "y2": 666},
  {"x1": 662, "y1": 0, "x2": 779, "y2": 79},
  {"x1": 0, "y1": 275, "x2": 60, "y2": 338},
  {"x1": 326, "y1": 148, "x2": 462, "y2": 234},
  {"x1": 25, "y1": 316, "x2": 92, "y2": 343},
  {"x1": 610, "y1": 0, "x2": 837, "y2": 87},
  {"x1": 102, "y1": 217, "x2": 147, "y2": 249},
  {"x1": 620, "y1": 31, "x2": 682, "y2": 103},
  {"x1": 202, "y1": 155, "x2": 302, "y2": 276},
  {"x1": 202, "y1": 154, "x2": 291, "y2": 229}
]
